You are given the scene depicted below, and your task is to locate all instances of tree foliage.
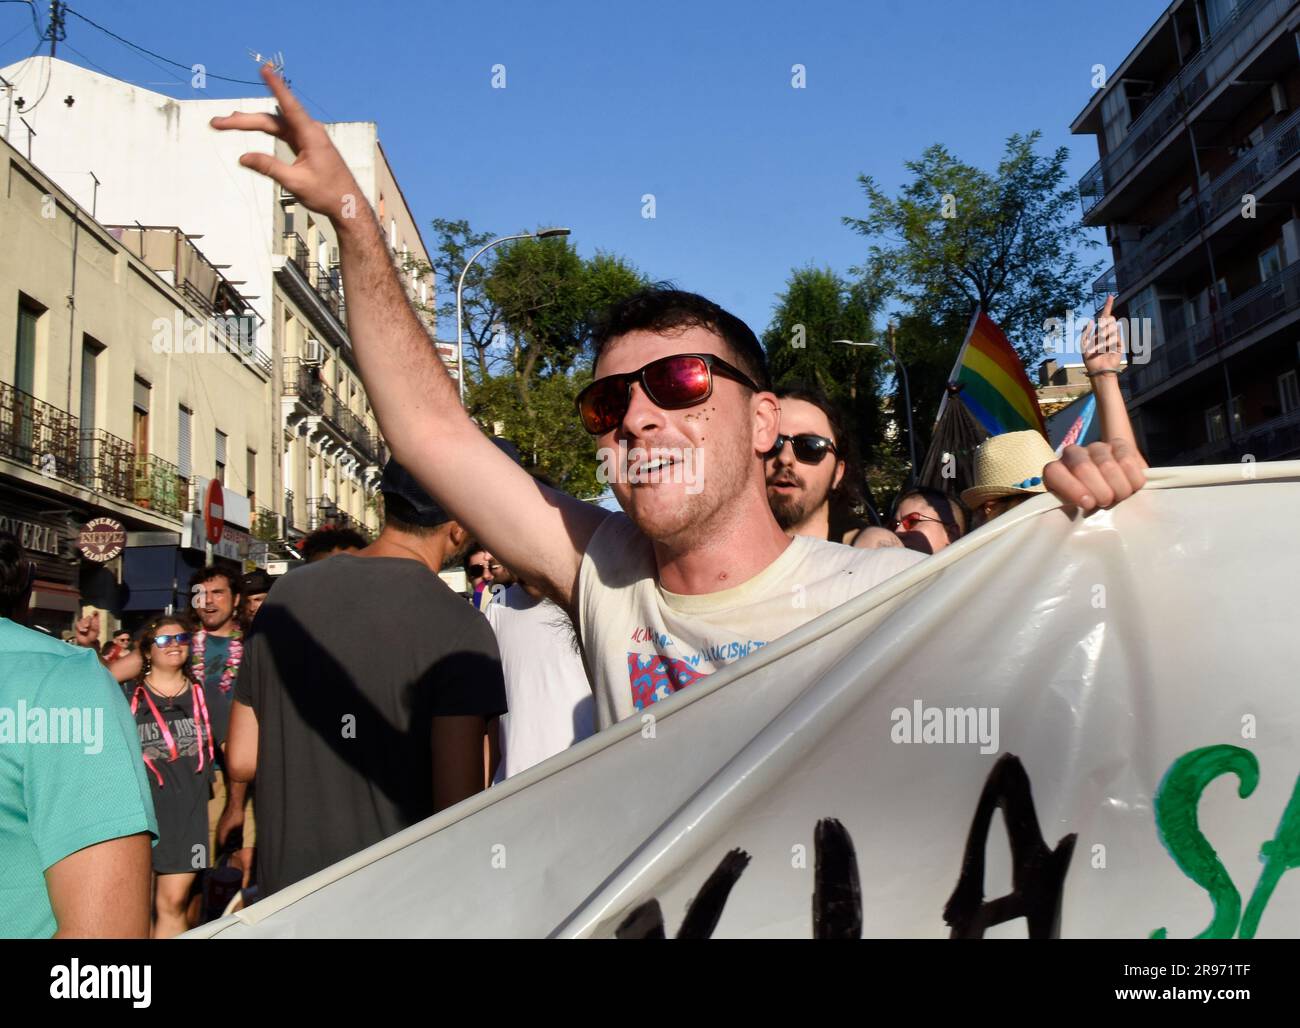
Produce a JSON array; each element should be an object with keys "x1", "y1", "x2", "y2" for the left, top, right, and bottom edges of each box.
[
  {"x1": 417, "y1": 221, "x2": 646, "y2": 496},
  {"x1": 842, "y1": 131, "x2": 1100, "y2": 452}
]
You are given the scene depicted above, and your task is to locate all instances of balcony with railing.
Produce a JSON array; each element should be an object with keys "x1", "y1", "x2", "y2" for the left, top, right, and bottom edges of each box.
[
  {"x1": 306, "y1": 496, "x2": 366, "y2": 534},
  {"x1": 0, "y1": 381, "x2": 80, "y2": 479},
  {"x1": 0, "y1": 381, "x2": 193, "y2": 522},
  {"x1": 1098, "y1": 105, "x2": 1300, "y2": 298},
  {"x1": 308, "y1": 262, "x2": 346, "y2": 322},
  {"x1": 132, "y1": 454, "x2": 182, "y2": 518},
  {"x1": 79, "y1": 428, "x2": 135, "y2": 502},
  {"x1": 282, "y1": 357, "x2": 325, "y2": 413},
  {"x1": 1126, "y1": 257, "x2": 1300, "y2": 397},
  {"x1": 283, "y1": 231, "x2": 309, "y2": 277},
  {"x1": 1078, "y1": 0, "x2": 1286, "y2": 216},
  {"x1": 1167, "y1": 403, "x2": 1300, "y2": 465}
]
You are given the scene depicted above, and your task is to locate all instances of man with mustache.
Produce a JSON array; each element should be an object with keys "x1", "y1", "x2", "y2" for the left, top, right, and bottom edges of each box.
[
  {"x1": 764, "y1": 385, "x2": 863, "y2": 544},
  {"x1": 211, "y1": 67, "x2": 1148, "y2": 729}
]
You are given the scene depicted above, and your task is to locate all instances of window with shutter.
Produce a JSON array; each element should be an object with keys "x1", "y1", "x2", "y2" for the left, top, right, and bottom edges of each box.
[
  {"x1": 215, "y1": 430, "x2": 227, "y2": 485},
  {"x1": 177, "y1": 407, "x2": 192, "y2": 477}
]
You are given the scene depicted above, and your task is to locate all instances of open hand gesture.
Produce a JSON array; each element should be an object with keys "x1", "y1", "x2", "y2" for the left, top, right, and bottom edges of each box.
[{"x1": 210, "y1": 65, "x2": 361, "y2": 223}]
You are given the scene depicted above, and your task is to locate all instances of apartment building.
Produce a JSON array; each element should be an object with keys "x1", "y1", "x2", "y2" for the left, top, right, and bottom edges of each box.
[
  {"x1": 1071, "y1": 0, "x2": 1300, "y2": 465},
  {"x1": 0, "y1": 56, "x2": 436, "y2": 544},
  {"x1": 0, "y1": 137, "x2": 270, "y2": 634}
]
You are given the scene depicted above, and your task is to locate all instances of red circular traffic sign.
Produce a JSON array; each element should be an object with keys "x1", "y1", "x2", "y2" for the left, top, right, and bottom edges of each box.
[{"x1": 204, "y1": 478, "x2": 225, "y2": 544}]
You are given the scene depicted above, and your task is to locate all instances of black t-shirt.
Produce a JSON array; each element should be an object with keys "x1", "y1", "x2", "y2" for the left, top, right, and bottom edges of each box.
[
  {"x1": 235, "y1": 554, "x2": 506, "y2": 896},
  {"x1": 125, "y1": 678, "x2": 214, "y2": 873}
]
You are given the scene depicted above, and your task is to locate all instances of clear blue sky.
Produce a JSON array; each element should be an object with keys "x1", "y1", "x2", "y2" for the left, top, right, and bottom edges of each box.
[{"x1": 1, "y1": 0, "x2": 1164, "y2": 338}]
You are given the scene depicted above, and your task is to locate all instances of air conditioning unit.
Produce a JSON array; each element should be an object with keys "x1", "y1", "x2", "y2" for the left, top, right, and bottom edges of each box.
[{"x1": 304, "y1": 338, "x2": 323, "y2": 365}]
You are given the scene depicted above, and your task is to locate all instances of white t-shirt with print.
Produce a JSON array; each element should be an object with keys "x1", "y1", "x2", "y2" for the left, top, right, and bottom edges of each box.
[{"x1": 577, "y1": 513, "x2": 925, "y2": 728}]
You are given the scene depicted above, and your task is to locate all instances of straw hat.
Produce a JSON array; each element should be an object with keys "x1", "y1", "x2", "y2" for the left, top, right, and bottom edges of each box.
[{"x1": 960, "y1": 430, "x2": 1057, "y2": 507}]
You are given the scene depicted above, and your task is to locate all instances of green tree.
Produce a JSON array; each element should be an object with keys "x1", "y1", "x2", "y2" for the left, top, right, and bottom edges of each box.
[
  {"x1": 843, "y1": 132, "x2": 1101, "y2": 438},
  {"x1": 417, "y1": 218, "x2": 503, "y2": 383},
  {"x1": 418, "y1": 221, "x2": 647, "y2": 496}
]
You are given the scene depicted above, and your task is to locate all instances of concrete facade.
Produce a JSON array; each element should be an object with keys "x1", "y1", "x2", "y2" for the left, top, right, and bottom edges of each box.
[
  {"x1": 1, "y1": 57, "x2": 436, "y2": 539},
  {"x1": 0, "y1": 135, "x2": 269, "y2": 635}
]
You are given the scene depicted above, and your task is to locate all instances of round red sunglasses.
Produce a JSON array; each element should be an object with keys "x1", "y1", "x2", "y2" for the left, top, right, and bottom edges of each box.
[{"x1": 576, "y1": 353, "x2": 763, "y2": 435}]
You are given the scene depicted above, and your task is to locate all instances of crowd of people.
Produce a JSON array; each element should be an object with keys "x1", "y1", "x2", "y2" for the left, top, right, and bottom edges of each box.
[{"x1": 0, "y1": 68, "x2": 1150, "y2": 939}]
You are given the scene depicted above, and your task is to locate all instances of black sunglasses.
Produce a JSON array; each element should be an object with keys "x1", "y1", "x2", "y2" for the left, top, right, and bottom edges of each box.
[
  {"x1": 469, "y1": 562, "x2": 503, "y2": 578},
  {"x1": 765, "y1": 433, "x2": 837, "y2": 464},
  {"x1": 576, "y1": 353, "x2": 763, "y2": 435}
]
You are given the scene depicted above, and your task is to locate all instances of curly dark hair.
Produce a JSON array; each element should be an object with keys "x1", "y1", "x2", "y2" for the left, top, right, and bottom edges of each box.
[
  {"x1": 592, "y1": 286, "x2": 771, "y2": 392},
  {"x1": 300, "y1": 525, "x2": 368, "y2": 562},
  {"x1": 136, "y1": 613, "x2": 194, "y2": 675}
]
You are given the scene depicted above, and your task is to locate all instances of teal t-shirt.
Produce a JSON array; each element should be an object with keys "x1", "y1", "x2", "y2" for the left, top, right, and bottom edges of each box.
[
  {"x1": 195, "y1": 632, "x2": 235, "y2": 745},
  {"x1": 0, "y1": 618, "x2": 158, "y2": 938}
]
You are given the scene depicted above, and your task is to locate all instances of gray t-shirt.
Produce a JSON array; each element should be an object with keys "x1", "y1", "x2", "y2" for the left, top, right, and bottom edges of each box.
[{"x1": 235, "y1": 554, "x2": 506, "y2": 896}]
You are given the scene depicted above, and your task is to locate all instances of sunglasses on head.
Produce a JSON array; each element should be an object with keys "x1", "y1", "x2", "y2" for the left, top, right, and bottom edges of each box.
[
  {"x1": 575, "y1": 353, "x2": 762, "y2": 435},
  {"x1": 153, "y1": 632, "x2": 192, "y2": 648},
  {"x1": 765, "y1": 433, "x2": 837, "y2": 464}
]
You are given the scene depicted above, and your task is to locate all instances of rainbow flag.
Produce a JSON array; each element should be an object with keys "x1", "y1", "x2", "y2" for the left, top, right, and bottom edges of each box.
[
  {"x1": 936, "y1": 310, "x2": 1046, "y2": 437},
  {"x1": 1055, "y1": 394, "x2": 1096, "y2": 455}
]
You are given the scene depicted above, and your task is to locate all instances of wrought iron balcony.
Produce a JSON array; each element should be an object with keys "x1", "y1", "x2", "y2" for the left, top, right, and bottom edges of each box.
[
  {"x1": 1078, "y1": 0, "x2": 1281, "y2": 215},
  {"x1": 133, "y1": 454, "x2": 182, "y2": 518},
  {"x1": 306, "y1": 496, "x2": 365, "y2": 533},
  {"x1": 282, "y1": 231, "x2": 309, "y2": 277},
  {"x1": 308, "y1": 262, "x2": 345, "y2": 322},
  {"x1": 0, "y1": 381, "x2": 80, "y2": 479},
  {"x1": 0, "y1": 379, "x2": 188, "y2": 521},
  {"x1": 282, "y1": 357, "x2": 325, "y2": 412},
  {"x1": 78, "y1": 428, "x2": 135, "y2": 502}
]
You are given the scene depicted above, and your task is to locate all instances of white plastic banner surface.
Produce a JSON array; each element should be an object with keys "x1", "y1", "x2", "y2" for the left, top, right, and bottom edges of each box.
[{"x1": 193, "y1": 463, "x2": 1300, "y2": 939}]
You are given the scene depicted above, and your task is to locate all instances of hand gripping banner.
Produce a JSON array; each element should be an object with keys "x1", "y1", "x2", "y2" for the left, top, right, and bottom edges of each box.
[{"x1": 192, "y1": 462, "x2": 1300, "y2": 939}]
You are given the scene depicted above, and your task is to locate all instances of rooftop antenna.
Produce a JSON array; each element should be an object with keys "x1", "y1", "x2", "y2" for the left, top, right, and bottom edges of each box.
[{"x1": 247, "y1": 49, "x2": 287, "y2": 83}]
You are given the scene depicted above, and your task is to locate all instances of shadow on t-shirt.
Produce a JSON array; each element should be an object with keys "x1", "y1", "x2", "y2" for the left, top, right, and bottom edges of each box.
[{"x1": 243, "y1": 578, "x2": 505, "y2": 856}]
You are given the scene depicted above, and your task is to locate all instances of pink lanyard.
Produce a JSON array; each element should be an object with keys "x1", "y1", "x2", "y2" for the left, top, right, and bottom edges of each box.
[{"x1": 130, "y1": 679, "x2": 214, "y2": 786}]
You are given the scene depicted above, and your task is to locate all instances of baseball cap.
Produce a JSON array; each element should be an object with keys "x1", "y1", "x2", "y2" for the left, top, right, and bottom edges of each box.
[{"x1": 241, "y1": 569, "x2": 272, "y2": 595}]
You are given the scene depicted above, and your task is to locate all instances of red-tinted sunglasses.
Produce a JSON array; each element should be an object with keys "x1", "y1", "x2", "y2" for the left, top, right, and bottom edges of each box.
[
  {"x1": 576, "y1": 353, "x2": 762, "y2": 435},
  {"x1": 894, "y1": 512, "x2": 954, "y2": 534}
]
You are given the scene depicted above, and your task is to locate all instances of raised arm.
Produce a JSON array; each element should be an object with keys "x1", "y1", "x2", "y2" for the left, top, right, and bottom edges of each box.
[
  {"x1": 1081, "y1": 294, "x2": 1141, "y2": 455},
  {"x1": 211, "y1": 66, "x2": 607, "y2": 612}
]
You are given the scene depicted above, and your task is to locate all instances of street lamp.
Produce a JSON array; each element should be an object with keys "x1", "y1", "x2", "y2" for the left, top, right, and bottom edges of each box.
[
  {"x1": 455, "y1": 227, "x2": 572, "y2": 403},
  {"x1": 834, "y1": 324, "x2": 917, "y2": 486}
]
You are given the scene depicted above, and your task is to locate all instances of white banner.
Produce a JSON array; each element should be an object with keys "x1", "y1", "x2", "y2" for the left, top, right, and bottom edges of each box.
[{"x1": 192, "y1": 462, "x2": 1300, "y2": 939}]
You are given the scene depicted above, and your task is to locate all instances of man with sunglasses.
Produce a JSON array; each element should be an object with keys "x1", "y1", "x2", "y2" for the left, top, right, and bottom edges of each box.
[
  {"x1": 212, "y1": 66, "x2": 1149, "y2": 729},
  {"x1": 764, "y1": 385, "x2": 862, "y2": 544},
  {"x1": 464, "y1": 546, "x2": 516, "y2": 610}
]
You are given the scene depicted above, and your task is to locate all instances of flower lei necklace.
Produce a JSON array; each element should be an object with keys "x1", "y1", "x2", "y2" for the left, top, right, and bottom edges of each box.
[{"x1": 192, "y1": 625, "x2": 243, "y2": 694}]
